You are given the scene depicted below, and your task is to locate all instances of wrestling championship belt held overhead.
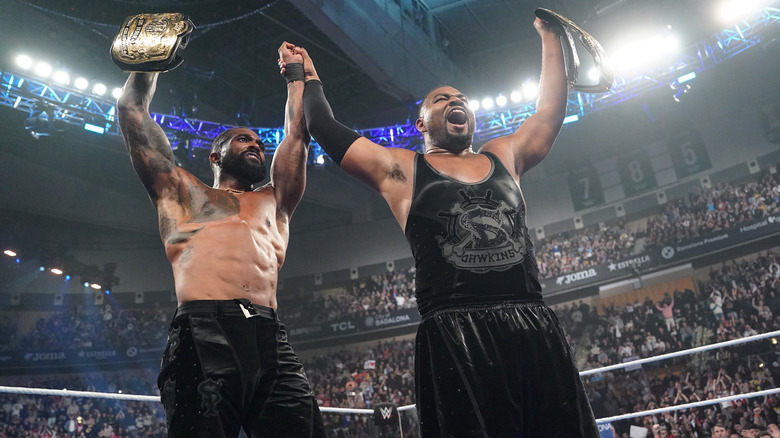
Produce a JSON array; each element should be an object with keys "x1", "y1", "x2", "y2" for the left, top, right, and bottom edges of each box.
[
  {"x1": 535, "y1": 8, "x2": 613, "y2": 93},
  {"x1": 110, "y1": 13, "x2": 194, "y2": 72}
]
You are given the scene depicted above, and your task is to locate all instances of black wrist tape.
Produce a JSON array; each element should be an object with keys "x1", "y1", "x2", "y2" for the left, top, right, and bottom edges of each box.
[
  {"x1": 285, "y1": 63, "x2": 304, "y2": 83},
  {"x1": 304, "y1": 80, "x2": 361, "y2": 166}
]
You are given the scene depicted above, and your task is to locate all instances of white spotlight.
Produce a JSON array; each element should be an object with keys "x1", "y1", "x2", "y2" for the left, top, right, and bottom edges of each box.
[
  {"x1": 74, "y1": 77, "x2": 89, "y2": 90},
  {"x1": 611, "y1": 32, "x2": 679, "y2": 73},
  {"x1": 53, "y1": 70, "x2": 70, "y2": 85},
  {"x1": 495, "y1": 95, "x2": 507, "y2": 107},
  {"x1": 15, "y1": 54, "x2": 33, "y2": 70},
  {"x1": 34, "y1": 61, "x2": 53, "y2": 78},
  {"x1": 522, "y1": 82, "x2": 539, "y2": 100},
  {"x1": 510, "y1": 90, "x2": 522, "y2": 103},
  {"x1": 662, "y1": 35, "x2": 679, "y2": 52},
  {"x1": 588, "y1": 67, "x2": 600, "y2": 82},
  {"x1": 718, "y1": 0, "x2": 760, "y2": 23},
  {"x1": 469, "y1": 99, "x2": 480, "y2": 111},
  {"x1": 481, "y1": 97, "x2": 494, "y2": 110},
  {"x1": 111, "y1": 87, "x2": 123, "y2": 99},
  {"x1": 92, "y1": 83, "x2": 107, "y2": 96}
]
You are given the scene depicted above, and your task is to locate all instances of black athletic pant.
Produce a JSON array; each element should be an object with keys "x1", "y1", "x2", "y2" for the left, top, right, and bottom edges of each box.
[{"x1": 158, "y1": 299, "x2": 327, "y2": 438}]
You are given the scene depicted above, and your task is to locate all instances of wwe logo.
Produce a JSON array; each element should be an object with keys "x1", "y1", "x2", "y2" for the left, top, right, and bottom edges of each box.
[
  {"x1": 374, "y1": 403, "x2": 397, "y2": 425},
  {"x1": 379, "y1": 406, "x2": 394, "y2": 420}
]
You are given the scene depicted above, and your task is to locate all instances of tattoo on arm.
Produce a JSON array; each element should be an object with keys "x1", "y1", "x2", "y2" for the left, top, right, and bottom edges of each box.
[
  {"x1": 148, "y1": 153, "x2": 175, "y2": 174},
  {"x1": 159, "y1": 216, "x2": 176, "y2": 241}
]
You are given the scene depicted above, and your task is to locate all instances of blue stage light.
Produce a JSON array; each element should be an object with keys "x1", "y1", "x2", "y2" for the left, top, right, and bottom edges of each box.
[
  {"x1": 84, "y1": 122, "x2": 105, "y2": 134},
  {"x1": 678, "y1": 72, "x2": 696, "y2": 83}
]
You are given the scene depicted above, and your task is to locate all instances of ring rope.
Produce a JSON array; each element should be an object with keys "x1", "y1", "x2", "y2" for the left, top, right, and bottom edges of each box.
[
  {"x1": 596, "y1": 387, "x2": 780, "y2": 424},
  {"x1": 0, "y1": 386, "x2": 158, "y2": 402},
  {"x1": 0, "y1": 329, "x2": 776, "y2": 421},
  {"x1": 580, "y1": 329, "x2": 780, "y2": 376},
  {"x1": 2, "y1": 384, "x2": 776, "y2": 421}
]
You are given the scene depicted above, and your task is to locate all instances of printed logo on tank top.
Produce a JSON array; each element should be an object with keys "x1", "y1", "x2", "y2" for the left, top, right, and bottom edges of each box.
[{"x1": 436, "y1": 189, "x2": 526, "y2": 272}]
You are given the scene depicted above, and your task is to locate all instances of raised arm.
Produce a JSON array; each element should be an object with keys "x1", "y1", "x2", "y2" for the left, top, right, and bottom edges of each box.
[
  {"x1": 481, "y1": 17, "x2": 568, "y2": 179},
  {"x1": 297, "y1": 46, "x2": 414, "y2": 223},
  {"x1": 117, "y1": 72, "x2": 188, "y2": 205},
  {"x1": 271, "y1": 42, "x2": 310, "y2": 221}
]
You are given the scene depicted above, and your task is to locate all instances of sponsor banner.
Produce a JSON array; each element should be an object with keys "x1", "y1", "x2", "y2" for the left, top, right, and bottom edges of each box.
[
  {"x1": 0, "y1": 346, "x2": 163, "y2": 374},
  {"x1": 541, "y1": 215, "x2": 780, "y2": 295},
  {"x1": 287, "y1": 309, "x2": 421, "y2": 342},
  {"x1": 362, "y1": 309, "x2": 420, "y2": 331},
  {"x1": 329, "y1": 319, "x2": 359, "y2": 334},
  {"x1": 287, "y1": 324, "x2": 323, "y2": 339},
  {"x1": 541, "y1": 254, "x2": 657, "y2": 295},
  {"x1": 656, "y1": 215, "x2": 780, "y2": 263}
]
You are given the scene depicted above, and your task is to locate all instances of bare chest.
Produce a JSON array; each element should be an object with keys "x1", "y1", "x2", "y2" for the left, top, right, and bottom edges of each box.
[{"x1": 160, "y1": 189, "x2": 280, "y2": 246}]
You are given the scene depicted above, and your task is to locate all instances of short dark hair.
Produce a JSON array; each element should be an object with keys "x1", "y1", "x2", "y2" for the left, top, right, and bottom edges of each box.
[
  {"x1": 211, "y1": 127, "x2": 245, "y2": 155},
  {"x1": 418, "y1": 85, "x2": 452, "y2": 118}
]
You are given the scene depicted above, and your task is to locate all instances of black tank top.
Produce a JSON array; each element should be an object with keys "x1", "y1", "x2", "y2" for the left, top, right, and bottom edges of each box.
[{"x1": 405, "y1": 152, "x2": 543, "y2": 316}]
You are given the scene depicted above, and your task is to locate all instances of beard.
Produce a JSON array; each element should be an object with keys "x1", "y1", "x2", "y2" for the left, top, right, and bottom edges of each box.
[
  {"x1": 220, "y1": 151, "x2": 267, "y2": 184},
  {"x1": 428, "y1": 123, "x2": 474, "y2": 151}
]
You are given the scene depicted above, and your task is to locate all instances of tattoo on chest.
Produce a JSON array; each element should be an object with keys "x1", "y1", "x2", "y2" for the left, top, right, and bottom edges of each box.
[
  {"x1": 178, "y1": 245, "x2": 193, "y2": 265},
  {"x1": 159, "y1": 216, "x2": 204, "y2": 245},
  {"x1": 168, "y1": 228, "x2": 205, "y2": 245},
  {"x1": 387, "y1": 163, "x2": 406, "y2": 182},
  {"x1": 189, "y1": 186, "x2": 240, "y2": 223},
  {"x1": 158, "y1": 186, "x2": 243, "y2": 245}
]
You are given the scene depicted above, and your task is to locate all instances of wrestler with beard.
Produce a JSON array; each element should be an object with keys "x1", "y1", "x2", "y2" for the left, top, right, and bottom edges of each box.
[
  {"x1": 284, "y1": 14, "x2": 601, "y2": 438},
  {"x1": 116, "y1": 42, "x2": 326, "y2": 438}
]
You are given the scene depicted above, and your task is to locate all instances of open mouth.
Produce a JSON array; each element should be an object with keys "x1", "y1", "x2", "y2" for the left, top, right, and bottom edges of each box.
[
  {"x1": 447, "y1": 108, "x2": 468, "y2": 125},
  {"x1": 244, "y1": 151, "x2": 262, "y2": 162}
]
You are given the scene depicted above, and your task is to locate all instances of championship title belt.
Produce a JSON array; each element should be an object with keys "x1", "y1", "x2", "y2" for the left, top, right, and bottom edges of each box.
[
  {"x1": 535, "y1": 8, "x2": 613, "y2": 93},
  {"x1": 110, "y1": 13, "x2": 194, "y2": 72}
]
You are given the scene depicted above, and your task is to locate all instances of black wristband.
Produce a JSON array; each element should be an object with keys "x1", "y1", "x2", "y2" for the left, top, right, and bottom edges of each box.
[
  {"x1": 284, "y1": 63, "x2": 304, "y2": 83},
  {"x1": 303, "y1": 80, "x2": 361, "y2": 166}
]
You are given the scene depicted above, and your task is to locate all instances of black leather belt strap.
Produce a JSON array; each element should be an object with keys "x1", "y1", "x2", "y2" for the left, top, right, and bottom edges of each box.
[{"x1": 175, "y1": 299, "x2": 276, "y2": 320}]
